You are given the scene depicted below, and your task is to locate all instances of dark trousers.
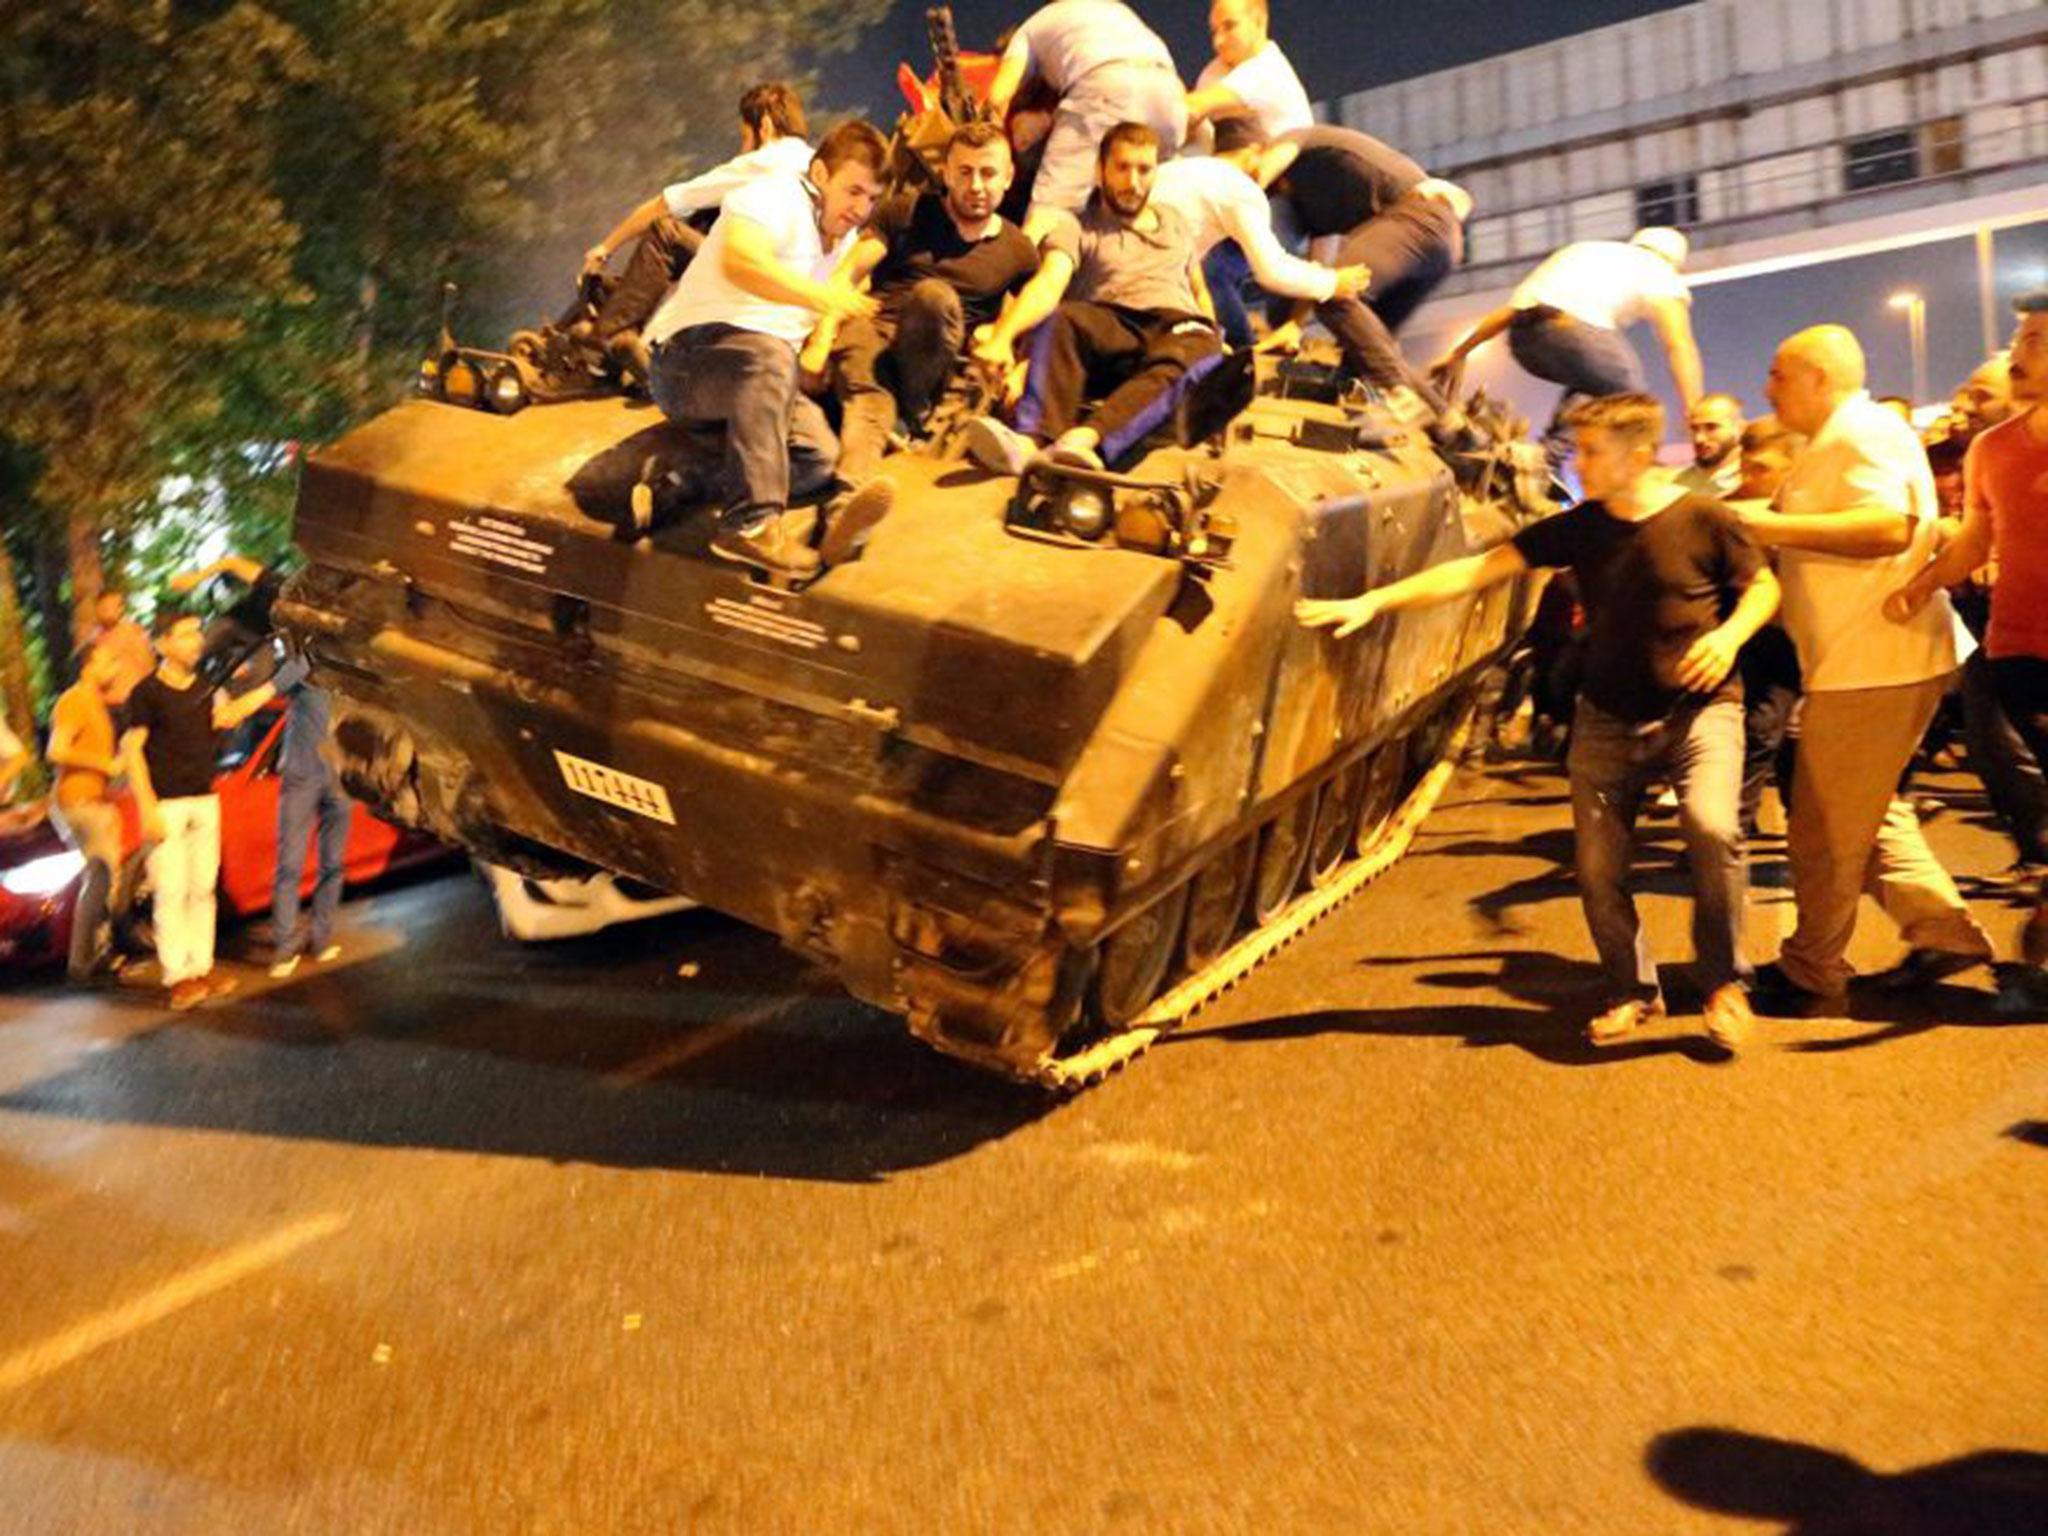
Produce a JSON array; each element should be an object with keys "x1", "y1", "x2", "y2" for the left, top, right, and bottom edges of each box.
[
  {"x1": 274, "y1": 768, "x2": 350, "y2": 959},
  {"x1": 1969, "y1": 651, "x2": 2048, "y2": 864},
  {"x1": 1737, "y1": 625, "x2": 1802, "y2": 836},
  {"x1": 1315, "y1": 197, "x2": 1457, "y2": 411},
  {"x1": 831, "y1": 280, "x2": 966, "y2": 486},
  {"x1": 596, "y1": 217, "x2": 705, "y2": 339},
  {"x1": 1508, "y1": 307, "x2": 1647, "y2": 474},
  {"x1": 1991, "y1": 655, "x2": 2048, "y2": 843},
  {"x1": 650, "y1": 324, "x2": 838, "y2": 528},
  {"x1": 1014, "y1": 301, "x2": 1222, "y2": 466}
]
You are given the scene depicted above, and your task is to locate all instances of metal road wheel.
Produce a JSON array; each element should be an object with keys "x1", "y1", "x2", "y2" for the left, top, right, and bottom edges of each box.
[
  {"x1": 1305, "y1": 763, "x2": 1365, "y2": 888},
  {"x1": 1248, "y1": 796, "x2": 1316, "y2": 927},
  {"x1": 1353, "y1": 745, "x2": 1407, "y2": 855},
  {"x1": 1091, "y1": 882, "x2": 1191, "y2": 1029},
  {"x1": 1180, "y1": 836, "x2": 1256, "y2": 972}
]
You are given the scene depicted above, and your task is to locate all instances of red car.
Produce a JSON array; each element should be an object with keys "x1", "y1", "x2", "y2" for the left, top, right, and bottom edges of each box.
[{"x1": 0, "y1": 707, "x2": 447, "y2": 971}]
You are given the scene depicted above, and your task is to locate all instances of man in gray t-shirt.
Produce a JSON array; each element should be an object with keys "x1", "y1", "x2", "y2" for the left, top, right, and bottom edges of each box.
[{"x1": 965, "y1": 122, "x2": 1220, "y2": 474}]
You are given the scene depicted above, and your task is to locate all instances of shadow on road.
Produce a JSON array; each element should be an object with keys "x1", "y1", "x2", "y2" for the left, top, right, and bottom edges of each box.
[
  {"x1": 0, "y1": 876, "x2": 1051, "y2": 1181},
  {"x1": 1646, "y1": 1426, "x2": 2048, "y2": 1535}
]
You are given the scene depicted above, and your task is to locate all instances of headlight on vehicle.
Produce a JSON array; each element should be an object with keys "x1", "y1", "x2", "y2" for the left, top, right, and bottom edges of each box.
[
  {"x1": 1060, "y1": 487, "x2": 1112, "y2": 541},
  {"x1": 488, "y1": 365, "x2": 528, "y2": 414},
  {"x1": 442, "y1": 357, "x2": 481, "y2": 407},
  {"x1": 417, "y1": 355, "x2": 442, "y2": 397},
  {"x1": 1, "y1": 851, "x2": 86, "y2": 898}
]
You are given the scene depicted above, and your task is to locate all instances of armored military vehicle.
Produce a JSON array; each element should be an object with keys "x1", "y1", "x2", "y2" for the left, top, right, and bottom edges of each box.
[{"x1": 279, "y1": 342, "x2": 1545, "y2": 1087}]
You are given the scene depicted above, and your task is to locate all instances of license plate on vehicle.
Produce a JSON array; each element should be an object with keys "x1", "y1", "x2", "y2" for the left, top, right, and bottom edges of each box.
[{"x1": 554, "y1": 751, "x2": 676, "y2": 825}]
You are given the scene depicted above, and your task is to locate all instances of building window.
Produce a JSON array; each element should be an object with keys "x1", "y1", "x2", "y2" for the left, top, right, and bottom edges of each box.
[
  {"x1": 1635, "y1": 175, "x2": 1699, "y2": 229},
  {"x1": 1923, "y1": 114, "x2": 1966, "y2": 176},
  {"x1": 1845, "y1": 129, "x2": 1919, "y2": 191}
]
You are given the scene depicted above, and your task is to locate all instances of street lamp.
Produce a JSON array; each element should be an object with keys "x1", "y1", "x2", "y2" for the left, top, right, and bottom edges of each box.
[{"x1": 1889, "y1": 290, "x2": 1928, "y2": 405}]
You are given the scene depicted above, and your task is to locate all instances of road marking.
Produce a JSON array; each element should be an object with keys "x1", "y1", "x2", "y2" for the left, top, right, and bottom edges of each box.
[
  {"x1": 604, "y1": 1003, "x2": 783, "y2": 1087},
  {"x1": 0, "y1": 1211, "x2": 348, "y2": 1397}
]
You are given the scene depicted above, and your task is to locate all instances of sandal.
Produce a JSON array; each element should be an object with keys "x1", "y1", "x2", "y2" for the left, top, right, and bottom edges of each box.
[{"x1": 1586, "y1": 996, "x2": 1663, "y2": 1046}]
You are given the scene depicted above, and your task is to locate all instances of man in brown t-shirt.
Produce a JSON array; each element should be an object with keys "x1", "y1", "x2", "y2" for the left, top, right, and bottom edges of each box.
[{"x1": 45, "y1": 639, "x2": 127, "y2": 982}]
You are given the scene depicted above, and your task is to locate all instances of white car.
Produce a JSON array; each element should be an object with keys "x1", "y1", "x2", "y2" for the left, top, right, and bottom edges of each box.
[{"x1": 478, "y1": 861, "x2": 697, "y2": 942}]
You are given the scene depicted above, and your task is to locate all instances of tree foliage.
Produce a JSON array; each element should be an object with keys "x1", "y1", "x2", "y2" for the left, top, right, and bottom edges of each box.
[{"x1": 0, "y1": 0, "x2": 890, "y2": 733}]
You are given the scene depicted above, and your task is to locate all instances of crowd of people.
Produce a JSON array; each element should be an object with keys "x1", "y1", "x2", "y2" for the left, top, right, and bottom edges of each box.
[{"x1": 3, "y1": 0, "x2": 2042, "y2": 1043}]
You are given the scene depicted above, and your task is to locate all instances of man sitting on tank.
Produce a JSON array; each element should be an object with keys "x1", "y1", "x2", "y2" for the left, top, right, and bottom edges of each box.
[
  {"x1": 629, "y1": 119, "x2": 896, "y2": 579},
  {"x1": 800, "y1": 121, "x2": 1040, "y2": 504},
  {"x1": 961, "y1": 121, "x2": 1220, "y2": 476},
  {"x1": 580, "y1": 82, "x2": 813, "y2": 383},
  {"x1": 1298, "y1": 394, "x2": 1780, "y2": 1054}
]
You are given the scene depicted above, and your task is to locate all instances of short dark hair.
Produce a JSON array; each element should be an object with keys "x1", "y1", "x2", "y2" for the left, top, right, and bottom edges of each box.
[
  {"x1": 1564, "y1": 392, "x2": 1664, "y2": 449},
  {"x1": 739, "y1": 82, "x2": 806, "y2": 141},
  {"x1": 2014, "y1": 288, "x2": 2048, "y2": 315},
  {"x1": 151, "y1": 608, "x2": 200, "y2": 639},
  {"x1": 946, "y1": 120, "x2": 1010, "y2": 159},
  {"x1": 814, "y1": 119, "x2": 889, "y2": 177},
  {"x1": 1740, "y1": 416, "x2": 1803, "y2": 456},
  {"x1": 1098, "y1": 120, "x2": 1160, "y2": 167},
  {"x1": 1211, "y1": 116, "x2": 1269, "y2": 156}
]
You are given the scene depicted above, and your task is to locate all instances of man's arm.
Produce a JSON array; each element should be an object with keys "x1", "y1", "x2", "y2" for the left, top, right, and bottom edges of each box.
[
  {"x1": 1738, "y1": 499, "x2": 1915, "y2": 558},
  {"x1": 1296, "y1": 543, "x2": 1529, "y2": 638},
  {"x1": 215, "y1": 682, "x2": 278, "y2": 731},
  {"x1": 721, "y1": 216, "x2": 874, "y2": 324},
  {"x1": 972, "y1": 249, "x2": 1076, "y2": 374},
  {"x1": 1430, "y1": 305, "x2": 1515, "y2": 375},
  {"x1": 1185, "y1": 81, "x2": 1245, "y2": 127},
  {"x1": 1646, "y1": 295, "x2": 1704, "y2": 412},
  {"x1": 799, "y1": 232, "x2": 890, "y2": 378},
  {"x1": 167, "y1": 554, "x2": 265, "y2": 596},
  {"x1": 584, "y1": 194, "x2": 670, "y2": 275},
  {"x1": 1223, "y1": 190, "x2": 1361, "y2": 304},
  {"x1": 1674, "y1": 566, "x2": 1780, "y2": 693},
  {"x1": 1888, "y1": 437, "x2": 1996, "y2": 621},
  {"x1": 985, "y1": 32, "x2": 1034, "y2": 121},
  {"x1": 122, "y1": 728, "x2": 162, "y2": 840}
]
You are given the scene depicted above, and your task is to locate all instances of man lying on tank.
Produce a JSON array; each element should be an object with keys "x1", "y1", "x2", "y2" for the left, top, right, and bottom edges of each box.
[
  {"x1": 984, "y1": 0, "x2": 1187, "y2": 241},
  {"x1": 961, "y1": 122, "x2": 1220, "y2": 477},
  {"x1": 1298, "y1": 394, "x2": 1781, "y2": 1055},
  {"x1": 1257, "y1": 124, "x2": 1472, "y2": 419},
  {"x1": 800, "y1": 122, "x2": 1040, "y2": 506},
  {"x1": 629, "y1": 120, "x2": 896, "y2": 580},
  {"x1": 1148, "y1": 116, "x2": 1369, "y2": 351},
  {"x1": 581, "y1": 83, "x2": 813, "y2": 382}
]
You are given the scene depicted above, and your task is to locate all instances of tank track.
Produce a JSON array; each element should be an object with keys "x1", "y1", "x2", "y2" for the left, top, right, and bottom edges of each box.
[{"x1": 1021, "y1": 705, "x2": 1478, "y2": 1094}]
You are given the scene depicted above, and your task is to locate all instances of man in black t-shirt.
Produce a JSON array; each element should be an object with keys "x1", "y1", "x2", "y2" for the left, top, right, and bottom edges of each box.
[
  {"x1": 1299, "y1": 394, "x2": 1780, "y2": 1050},
  {"x1": 123, "y1": 611, "x2": 276, "y2": 1010},
  {"x1": 1259, "y1": 125, "x2": 1470, "y2": 414},
  {"x1": 805, "y1": 122, "x2": 1040, "y2": 492}
]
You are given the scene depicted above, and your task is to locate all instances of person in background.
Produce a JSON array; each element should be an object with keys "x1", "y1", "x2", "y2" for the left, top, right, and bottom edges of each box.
[
  {"x1": 44, "y1": 640, "x2": 126, "y2": 983},
  {"x1": 1186, "y1": 0, "x2": 1313, "y2": 140},
  {"x1": 1727, "y1": 416, "x2": 1805, "y2": 838},
  {"x1": 985, "y1": 0, "x2": 1187, "y2": 237},
  {"x1": 1678, "y1": 393, "x2": 1747, "y2": 498},
  {"x1": 124, "y1": 612, "x2": 274, "y2": 1010},
  {"x1": 170, "y1": 553, "x2": 283, "y2": 680},
  {"x1": 1890, "y1": 288, "x2": 2048, "y2": 1012},
  {"x1": 1299, "y1": 394, "x2": 1779, "y2": 1051},
  {"x1": 1431, "y1": 228, "x2": 1704, "y2": 475},
  {"x1": 247, "y1": 648, "x2": 351, "y2": 979},
  {"x1": 581, "y1": 82, "x2": 813, "y2": 379},
  {"x1": 0, "y1": 716, "x2": 25, "y2": 805},
  {"x1": 89, "y1": 588, "x2": 156, "y2": 707},
  {"x1": 1744, "y1": 325, "x2": 1990, "y2": 1015}
]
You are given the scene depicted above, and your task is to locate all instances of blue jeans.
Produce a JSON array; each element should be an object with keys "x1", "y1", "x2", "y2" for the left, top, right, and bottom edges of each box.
[
  {"x1": 1567, "y1": 696, "x2": 1748, "y2": 1004},
  {"x1": 1507, "y1": 308, "x2": 1647, "y2": 478},
  {"x1": 274, "y1": 769, "x2": 351, "y2": 958},
  {"x1": 1203, "y1": 241, "x2": 1257, "y2": 350}
]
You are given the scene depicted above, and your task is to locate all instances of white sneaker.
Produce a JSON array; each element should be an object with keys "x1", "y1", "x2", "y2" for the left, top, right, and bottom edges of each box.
[
  {"x1": 315, "y1": 944, "x2": 342, "y2": 964},
  {"x1": 269, "y1": 955, "x2": 301, "y2": 979},
  {"x1": 964, "y1": 416, "x2": 1033, "y2": 476}
]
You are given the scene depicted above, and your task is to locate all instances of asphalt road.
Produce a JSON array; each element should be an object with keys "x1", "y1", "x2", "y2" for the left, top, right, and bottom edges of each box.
[{"x1": 1, "y1": 759, "x2": 2043, "y2": 1535}]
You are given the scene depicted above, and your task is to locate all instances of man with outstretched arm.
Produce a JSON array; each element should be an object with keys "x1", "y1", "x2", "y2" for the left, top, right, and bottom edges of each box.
[
  {"x1": 963, "y1": 122, "x2": 1219, "y2": 476},
  {"x1": 1298, "y1": 394, "x2": 1779, "y2": 1050},
  {"x1": 1889, "y1": 289, "x2": 2048, "y2": 1013},
  {"x1": 1431, "y1": 228, "x2": 1704, "y2": 473},
  {"x1": 632, "y1": 120, "x2": 895, "y2": 579},
  {"x1": 803, "y1": 122, "x2": 1040, "y2": 497}
]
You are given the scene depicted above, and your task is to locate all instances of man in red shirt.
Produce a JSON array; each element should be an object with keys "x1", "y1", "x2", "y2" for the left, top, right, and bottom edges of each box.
[{"x1": 1892, "y1": 288, "x2": 2048, "y2": 1009}]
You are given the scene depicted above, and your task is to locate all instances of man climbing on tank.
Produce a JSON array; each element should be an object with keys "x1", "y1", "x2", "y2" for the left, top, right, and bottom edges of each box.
[
  {"x1": 983, "y1": 0, "x2": 1186, "y2": 240},
  {"x1": 1430, "y1": 228, "x2": 1704, "y2": 475},
  {"x1": 1298, "y1": 394, "x2": 1780, "y2": 1053},
  {"x1": 579, "y1": 83, "x2": 812, "y2": 383},
  {"x1": 801, "y1": 121, "x2": 1040, "y2": 499},
  {"x1": 1256, "y1": 124, "x2": 1473, "y2": 418},
  {"x1": 629, "y1": 119, "x2": 895, "y2": 580},
  {"x1": 962, "y1": 121, "x2": 1220, "y2": 477}
]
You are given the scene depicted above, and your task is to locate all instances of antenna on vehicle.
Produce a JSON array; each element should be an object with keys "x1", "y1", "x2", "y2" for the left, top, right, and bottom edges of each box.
[{"x1": 437, "y1": 282, "x2": 460, "y2": 355}]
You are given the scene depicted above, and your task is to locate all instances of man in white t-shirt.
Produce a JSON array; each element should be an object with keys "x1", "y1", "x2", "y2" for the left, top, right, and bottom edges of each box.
[
  {"x1": 1742, "y1": 325, "x2": 1991, "y2": 1013},
  {"x1": 580, "y1": 83, "x2": 813, "y2": 376},
  {"x1": 1187, "y1": 0, "x2": 1313, "y2": 140},
  {"x1": 986, "y1": 0, "x2": 1187, "y2": 236},
  {"x1": 1433, "y1": 228, "x2": 1705, "y2": 471},
  {"x1": 635, "y1": 121, "x2": 894, "y2": 579}
]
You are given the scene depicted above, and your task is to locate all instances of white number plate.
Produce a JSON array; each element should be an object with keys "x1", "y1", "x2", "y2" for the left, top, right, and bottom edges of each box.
[{"x1": 554, "y1": 751, "x2": 676, "y2": 825}]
